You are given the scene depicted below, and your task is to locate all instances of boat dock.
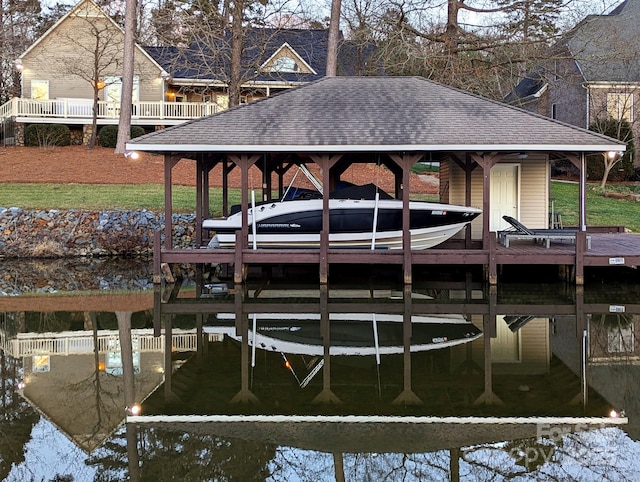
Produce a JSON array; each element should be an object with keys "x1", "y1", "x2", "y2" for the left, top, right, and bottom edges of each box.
[
  {"x1": 153, "y1": 230, "x2": 640, "y2": 286},
  {"x1": 123, "y1": 77, "x2": 637, "y2": 287}
]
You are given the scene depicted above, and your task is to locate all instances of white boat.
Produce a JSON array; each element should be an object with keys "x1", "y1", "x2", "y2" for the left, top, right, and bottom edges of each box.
[
  {"x1": 204, "y1": 183, "x2": 481, "y2": 250},
  {"x1": 204, "y1": 312, "x2": 482, "y2": 357}
]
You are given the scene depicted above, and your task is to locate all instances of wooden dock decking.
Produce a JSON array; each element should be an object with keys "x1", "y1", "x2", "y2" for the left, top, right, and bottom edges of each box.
[{"x1": 154, "y1": 231, "x2": 640, "y2": 285}]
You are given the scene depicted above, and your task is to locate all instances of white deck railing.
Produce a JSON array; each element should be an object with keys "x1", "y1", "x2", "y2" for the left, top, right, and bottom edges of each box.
[
  {"x1": 1, "y1": 328, "x2": 223, "y2": 358},
  {"x1": 0, "y1": 98, "x2": 219, "y2": 122}
]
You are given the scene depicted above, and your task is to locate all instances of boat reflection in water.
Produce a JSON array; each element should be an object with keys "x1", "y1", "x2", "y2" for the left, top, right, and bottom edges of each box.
[{"x1": 205, "y1": 312, "x2": 482, "y2": 357}]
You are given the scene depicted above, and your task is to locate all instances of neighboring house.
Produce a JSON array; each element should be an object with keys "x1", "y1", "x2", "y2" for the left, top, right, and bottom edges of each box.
[
  {"x1": 144, "y1": 27, "x2": 374, "y2": 109},
  {"x1": 506, "y1": 0, "x2": 640, "y2": 165},
  {"x1": 0, "y1": 0, "x2": 372, "y2": 146}
]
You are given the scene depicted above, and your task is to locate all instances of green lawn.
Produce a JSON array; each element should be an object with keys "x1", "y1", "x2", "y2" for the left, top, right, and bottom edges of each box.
[
  {"x1": 551, "y1": 181, "x2": 640, "y2": 233},
  {"x1": 0, "y1": 180, "x2": 637, "y2": 232},
  {"x1": 0, "y1": 184, "x2": 239, "y2": 215}
]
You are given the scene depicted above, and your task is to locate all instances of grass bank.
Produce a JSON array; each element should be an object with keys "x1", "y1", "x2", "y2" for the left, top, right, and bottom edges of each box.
[
  {"x1": 551, "y1": 181, "x2": 640, "y2": 232},
  {"x1": 0, "y1": 181, "x2": 637, "y2": 232},
  {"x1": 0, "y1": 183, "x2": 238, "y2": 214}
]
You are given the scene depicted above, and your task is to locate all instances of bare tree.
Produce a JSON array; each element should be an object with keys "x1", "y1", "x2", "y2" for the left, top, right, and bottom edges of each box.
[
  {"x1": 340, "y1": 0, "x2": 569, "y2": 99},
  {"x1": 149, "y1": 0, "x2": 307, "y2": 108},
  {"x1": 0, "y1": 0, "x2": 44, "y2": 102},
  {"x1": 326, "y1": 0, "x2": 342, "y2": 76},
  {"x1": 115, "y1": 0, "x2": 137, "y2": 154}
]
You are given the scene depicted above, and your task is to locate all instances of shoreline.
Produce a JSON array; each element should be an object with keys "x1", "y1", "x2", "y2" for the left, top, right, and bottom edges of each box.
[{"x1": 0, "y1": 207, "x2": 196, "y2": 258}]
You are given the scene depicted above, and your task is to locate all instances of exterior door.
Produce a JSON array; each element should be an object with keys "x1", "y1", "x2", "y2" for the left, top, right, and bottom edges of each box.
[{"x1": 490, "y1": 164, "x2": 519, "y2": 231}]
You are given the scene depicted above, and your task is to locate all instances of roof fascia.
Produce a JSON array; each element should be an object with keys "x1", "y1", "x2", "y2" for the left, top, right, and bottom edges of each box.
[
  {"x1": 169, "y1": 78, "x2": 306, "y2": 88},
  {"x1": 585, "y1": 81, "x2": 640, "y2": 89},
  {"x1": 127, "y1": 143, "x2": 626, "y2": 153}
]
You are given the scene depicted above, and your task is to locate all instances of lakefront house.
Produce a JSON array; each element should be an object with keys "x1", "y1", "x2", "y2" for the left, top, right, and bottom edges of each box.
[{"x1": 0, "y1": 0, "x2": 372, "y2": 146}]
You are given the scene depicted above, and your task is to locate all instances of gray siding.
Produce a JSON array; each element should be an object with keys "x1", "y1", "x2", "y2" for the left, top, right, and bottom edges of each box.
[{"x1": 22, "y1": 5, "x2": 163, "y2": 102}]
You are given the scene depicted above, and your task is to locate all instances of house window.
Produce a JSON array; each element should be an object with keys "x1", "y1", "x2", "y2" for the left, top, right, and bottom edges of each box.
[
  {"x1": 608, "y1": 324, "x2": 634, "y2": 353},
  {"x1": 607, "y1": 93, "x2": 633, "y2": 122},
  {"x1": 271, "y1": 56, "x2": 299, "y2": 73},
  {"x1": 31, "y1": 80, "x2": 49, "y2": 100},
  {"x1": 551, "y1": 103, "x2": 557, "y2": 119},
  {"x1": 104, "y1": 76, "x2": 140, "y2": 104}
]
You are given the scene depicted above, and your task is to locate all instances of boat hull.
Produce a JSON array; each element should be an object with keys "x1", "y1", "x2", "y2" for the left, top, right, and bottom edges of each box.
[{"x1": 204, "y1": 198, "x2": 480, "y2": 250}]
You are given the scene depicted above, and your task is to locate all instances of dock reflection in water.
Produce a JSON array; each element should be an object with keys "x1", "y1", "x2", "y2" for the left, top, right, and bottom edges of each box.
[{"x1": 2, "y1": 263, "x2": 640, "y2": 480}]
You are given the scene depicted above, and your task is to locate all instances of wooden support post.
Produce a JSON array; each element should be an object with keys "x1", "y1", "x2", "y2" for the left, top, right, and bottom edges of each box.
[
  {"x1": 234, "y1": 230, "x2": 244, "y2": 284},
  {"x1": 309, "y1": 153, "x2": 343, "y2": 284},
  {"x1": 153, "y1": 230, "x2": 162, "y2": 284},
  {"x1": 389, "y1": 152, "x2": 424, "y2": 285},
  {"x1": 153, "y1": 285, "x2": 162, "y2": 337},
  {"x1": 392, "y1": 285, "x2": 422, "y2": 405},
  {"x1": 487, "y1": 285, "x2": 497, "y2": 339},
  {"x1": 163, "y1": 314, "x2": 179, "y2": 402},
  {"x1": 469, "y1": 152, "x2": 502, "y2": 250},
  {"x1": 320, "y1": 229, "x2": 328, "y2": 284},
  {"x1": 222, "y1": 159, "x2": 230, "y2": 217},
  {"x1": 320, "y1": 158, "x2": 330, "y2": 284},
  {"x1": 575, "y1": 285, "x2": 585, "y2": 337},
  {"x1": 195, "y1": 158, "x2": 203, "y2": 247},
  {"x1": 228, "y1": 154, "x2": 260, "y2": 284},
  {"x1": 575, "y1": 231, "x2": 586, "y2": 285},
  {"x1": 488, "y1": 231, "x2": 497, "y2": 285},
  {"x1": 402, "y1": 161, "x2": 412, "y2": 284},
  {"x1": 163, "y1": 155, "x2": 181, "y2": 250}
]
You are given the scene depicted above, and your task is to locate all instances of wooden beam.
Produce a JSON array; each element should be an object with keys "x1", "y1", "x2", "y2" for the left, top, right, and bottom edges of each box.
[
  {"x1": 389, "y1": 152, "x2": 424, "y2": 284},
  {"x1": 163, "y1": 154, "x2": 181, "y2": 249},
  {"x1": 228, "y1": 154, "x2": 260, "y2": 283},
  {"x1": 565, "y1": 152, "x2": 587, "y2": 231},
  {"x1": 309, "y1": 154, "x2": 343, "y2": 284},
  {"x1": 469, "y1": 152, "x2": 502, "y2": 249},
  {"x1": 196, "y1": 157, "x2": 204, "y2": 247}
]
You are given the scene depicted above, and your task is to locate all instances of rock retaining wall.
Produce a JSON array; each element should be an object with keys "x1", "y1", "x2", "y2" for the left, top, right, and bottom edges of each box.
[{"x1": 0, "y1": 207, "x2": 196, "y2": 258}]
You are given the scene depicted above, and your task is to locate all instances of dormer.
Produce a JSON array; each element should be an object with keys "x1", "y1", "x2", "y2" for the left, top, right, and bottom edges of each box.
[{"x1": 261, "y1": 42, "x2": 316, "y2": 75}]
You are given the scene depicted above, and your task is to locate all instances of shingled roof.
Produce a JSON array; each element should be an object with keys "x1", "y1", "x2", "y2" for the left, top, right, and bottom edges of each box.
[
  {"x1": 128, "y1": 76, "x2": 625, "y2": 154},
  {"x1": 144, "y1": 28, "x2": 374, "y2": 85}
]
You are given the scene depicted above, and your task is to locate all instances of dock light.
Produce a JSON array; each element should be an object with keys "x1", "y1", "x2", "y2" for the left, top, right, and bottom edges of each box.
[
  {"x1": 124, "y1": 151, "x2": 139, "y2": 160},
  {"x1": 98, "y1": 362, "x2": 105, "y2": 371},
  {"x1": 17, "y1": 380, "x2": 26, "y2": 390},
  {"x1": 610, "y1": 409, "x2": 620, "y2": 418},
  {"x1": 126, "y1": 404, "x2": 141, "y2": 416}
]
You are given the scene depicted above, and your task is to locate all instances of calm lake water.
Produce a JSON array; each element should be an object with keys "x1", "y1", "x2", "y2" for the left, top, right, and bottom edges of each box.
[{"x1": 2, "y1": 259, "x2": 640, "y2": 481}]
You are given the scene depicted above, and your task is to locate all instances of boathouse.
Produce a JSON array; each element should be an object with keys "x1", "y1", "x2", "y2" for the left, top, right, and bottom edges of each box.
[{"x1": 126, "y1": 76, "x2": 638, "y2": 285}]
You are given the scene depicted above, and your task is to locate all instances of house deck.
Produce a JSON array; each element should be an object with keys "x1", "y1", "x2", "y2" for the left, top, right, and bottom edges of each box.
[{"x1": 154, "y1": 231, "x2": 640, "y2": 285}]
